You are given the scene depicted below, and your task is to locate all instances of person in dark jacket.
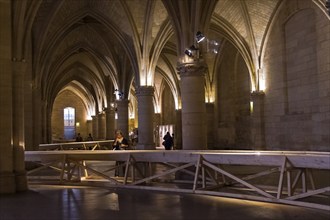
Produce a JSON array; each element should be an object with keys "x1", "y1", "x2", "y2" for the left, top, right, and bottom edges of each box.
[
  {"x1": 162, "y1": 132, "x2": 173, "y2": 150},
  {"x1": 112, "y1": 130, "x2": 129, "y2": 150},
  {"x1": 112, "y1": 130, "x2": 129, "y2": 176}
]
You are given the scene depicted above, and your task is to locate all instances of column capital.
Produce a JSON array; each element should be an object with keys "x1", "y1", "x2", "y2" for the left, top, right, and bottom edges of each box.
[
  {"x1": 104, "y1": 107, "x2": 115, "y2": 114},
  {"x1": 177, "y1": 62, "x2": 206, "y2": 77},
  {"x1": 136, "y1": 86, "x2": 154, "y2": 96},
  {"x1": 115, "y1": 99, "x2": 129, "y2": 105},
  {"x1": 250, "y1": 90, "x2": 265, "y2": 101}
]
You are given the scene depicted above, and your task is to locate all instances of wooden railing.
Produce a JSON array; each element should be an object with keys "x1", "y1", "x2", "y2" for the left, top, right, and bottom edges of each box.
[
  {"x1": 38, "y1": 140, "x2": 114, "y2": 151},
  {"x1": 25, "y1": 150, "x2": 330, "y2": 211}
]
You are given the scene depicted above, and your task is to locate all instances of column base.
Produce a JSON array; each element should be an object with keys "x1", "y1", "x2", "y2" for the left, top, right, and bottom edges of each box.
[
  {"x1": 15, "y1": 170, "x2": 28, "y2": 192},
  {"x1": 0, "y1": 171, "x2": 16, "y2": 194},
  {"x1": 135, "y1": 144, "x2": 156, "y2": 150}
]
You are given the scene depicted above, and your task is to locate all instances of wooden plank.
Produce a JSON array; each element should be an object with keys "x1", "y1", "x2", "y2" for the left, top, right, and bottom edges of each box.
[
  {"x1": 131, "y1": 162, "x2": 195, "y2": 186},
  {"x1": 277, "y1": 157, "x2": 287, "y2": 199},
  {"x1": 286, "y1": 187, "x2": 330, "y2": 201},
  {"x1": 193, "y1": 155, "x2": 202, "y2": 191},
  {"x1": 203, "y1": 160, "x2": 275, "y2": 198},
  {"x1": 59, "y1": 155, "x2": 67, "y2": 183}
]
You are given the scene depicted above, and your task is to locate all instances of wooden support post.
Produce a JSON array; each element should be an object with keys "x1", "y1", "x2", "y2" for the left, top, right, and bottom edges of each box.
[
  {"x1": 302, "y1": 170, "x2": 307, "y2": 193},
  {"x1": 193, "y1": 155, "x2": 203, "y2": 191},
  {"x1": 307, "y1": 169, "x2": 315, "y2": 190},
  {"x1": 277, "y1": 157, "x2": 287, "y2": 199},
  {"x1": 60, "y1": 155, "x2": 67, "y2": 183},
  {"x1": 124, "y1": 154, "x2": 131, "y2": 184},
  {"x1": 203, "y1": 160, "x2": 274, "y2": 198},
  {"x1": 287, "y1": 170, "x2": 292, "y2": 197},
  {"x1": 202, "y1": 167, "x2": 206, "y2": 188},
  {"x1": 292, "y1": 169, "x2": 303, "y2": 194}
]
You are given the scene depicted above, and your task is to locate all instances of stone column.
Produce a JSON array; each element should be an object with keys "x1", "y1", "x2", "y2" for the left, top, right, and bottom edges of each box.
[
  {"x1": 105, "y1": 107, "x2": 116, "y2": 139},
  {"x1": 154, "y1": 113, "x2": 161, "y2": 147},
  {"x1": 0, "y1": 0, "x2": 15, "y2": 193},
  {"x1": 32, "y1": 88, "x2": 42, "y2": 149},
  {"x1": 206, "y1": 103, "x2": 215, "y2": 149},
  {"x1": 0, "y1": 0, "x2": 27, "y2": 193},
  {"x1": 116, "y1": 99, "x2": 129, "y2": 139},
  {"x1": 92, "y1": 115, "x2": 98, "y2": 140},
  {"x1": 12, "y1": 60, "x2": 28, "y2": 191},
  {"x1": 177, "y1": 62, "x2": 207, "y2": 150},
  {"x1": 250, "y1": 91, "x2": 266, "y2": 150},
  {"x1": 175, "y1": 109, "x2": 182, "y2": 149},
  {"x1": 136, "y1": 86, "x2": 155, "y2": 150},
  {"x1": 86, "y1": 120, "x2": 92, "y2": 136},
  {"x1": 98, "y1": 112, "x2": 106, "y2": 140}
]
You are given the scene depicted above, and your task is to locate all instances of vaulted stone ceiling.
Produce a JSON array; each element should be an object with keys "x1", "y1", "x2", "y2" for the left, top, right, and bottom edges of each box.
[{"x1": 12, "y1": 0, "x2": 329, "y2": 114}]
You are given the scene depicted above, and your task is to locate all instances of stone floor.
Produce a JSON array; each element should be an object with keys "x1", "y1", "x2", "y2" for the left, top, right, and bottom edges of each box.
[{"x1": 0, "y1": 184, "x2": 329, "y2": 220}]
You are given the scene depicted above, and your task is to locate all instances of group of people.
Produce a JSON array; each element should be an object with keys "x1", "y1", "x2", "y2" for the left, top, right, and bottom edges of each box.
[
  {"x1": 75, "y1": 130, "x2": 173, "y2": 177},
  {"x1": 75, "y1": 130, "x2": 174, "y2": 151},
  {"x1": 75, "y1": 133, "x2": 93, "y2": 142}
]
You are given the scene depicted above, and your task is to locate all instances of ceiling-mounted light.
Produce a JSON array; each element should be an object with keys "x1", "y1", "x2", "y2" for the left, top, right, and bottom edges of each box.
[
  {"x1": 184, "y1": 45, "x2": 198, "y2": 57},
  {"x1": 196, "y1": 31, "x2": 205, "y2": 43},
  {"x1": 185, "y1": 49, "x2": 193, "y2": 57}
]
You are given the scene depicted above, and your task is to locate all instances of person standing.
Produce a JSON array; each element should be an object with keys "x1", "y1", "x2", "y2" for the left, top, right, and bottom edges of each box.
[
  {"x1": 112, "y1": 130, "x2": 129, "y2": 176},
  {"x1": 162, "y1": 131, "x2": 173, "y2": 150},
  {"x1": 86, "y1": 133, "x2": 93, "y2": 141},
  {"x1": 75, "y1": 133, "x2": 83, "y2": 142},
  {"x1": 112, "y1": 130, "x2": 129, "y2": 150}
]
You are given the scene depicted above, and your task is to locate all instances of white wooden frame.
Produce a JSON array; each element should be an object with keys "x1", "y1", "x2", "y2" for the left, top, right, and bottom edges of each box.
[
  {"x1": 38, "y1": 140, "x2": 114, "y2": 151},
  {"x1": 25, "y1": 150, "x2": 330, "y2": 211}
]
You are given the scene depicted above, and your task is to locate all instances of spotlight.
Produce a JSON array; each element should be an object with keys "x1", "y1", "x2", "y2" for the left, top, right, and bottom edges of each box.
[
  {"x1": 184, "y1": 45, "x2": 198, "y2": 57},
  {"x1": 185, "y1": 49, "x2": 193, "y2": 57},
  {"x1": 196, "y1": 31, "x2": 205, "y2": 43}
]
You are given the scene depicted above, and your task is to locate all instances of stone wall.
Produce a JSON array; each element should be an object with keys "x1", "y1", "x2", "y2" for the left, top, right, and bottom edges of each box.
[
  {"x1": 51, "y1": 90, "x2": 88, "y2": 141},
  {"x1": 263, "y1": 2, "x2": 330, "y2": 151},
  {"x1": 216, "y1": 42, "x2": 252, "y2": 149},
  {"x1": 162, "y1": 82, "x2": 176, "y2": 125}
]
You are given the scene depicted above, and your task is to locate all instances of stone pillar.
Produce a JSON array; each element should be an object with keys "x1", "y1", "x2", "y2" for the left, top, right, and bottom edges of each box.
[
  {"x1": 175, "y1": 109, "x2": 182, "y2": 149},
  {"x1": 154, "y1": 113, "x2": 161, "y2": 147},
  {"x1": 136, "y1": 86, "x2": 155, "y2": 150},
  {"x1": 206, "y1": 103, "x2": 215, "y2": 149},
  {"x1": 86, "y1": 120, "x2": 92, "y2": 136},
  {"x1": 92, "y1": 115, "x2": 98, "y2": 140},
  {"x1": 251, "y1": 91, "x2": 266, "y2": 150},
  {"x1": 12, "y1": 60, "x2": 28, "y2": 191},
  {"x1": 177, "y1": 62, "x2": 207, "y2": 150},
  {"x1": 105, "y1": 107, "x2": 116, "y2": 139},
  {"x1": 0, "y1": 0, "x2": 27, "y2": 193},
  {"x1": 0, "y1": 0, "x2": 15, "y2": 193},
  {"x1": 98, "y1": 112, "x2": 106, "y2": 140},
  {"x1": 116, "y1": 99, "x2": 129, "y2": 139},
  {"x1": 32, "y1": 88, "x2": 42, "y2": 149}
]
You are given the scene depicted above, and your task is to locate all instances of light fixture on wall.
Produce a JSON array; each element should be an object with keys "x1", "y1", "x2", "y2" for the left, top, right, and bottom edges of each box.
[
  {"x1": 184, "y1": 31, "x2": 205, "y2": 59},
  {"x1": 114, "y1": 89, "x2": 124, "y2": 100},
  {"x1": 184, "y1": 45, "x2": 198, "y2": 57},
  {"x1": 196, "y1": 31, "x2": 205, "y2": 43}
]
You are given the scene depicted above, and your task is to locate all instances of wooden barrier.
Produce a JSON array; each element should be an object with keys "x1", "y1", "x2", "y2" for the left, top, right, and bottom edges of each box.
[
  {"x1": 38, "y1": 140, "x2": 114, "y2": 151},
  {"x1": 25, "y1": 150, "x2": 330, "y2": 211}
]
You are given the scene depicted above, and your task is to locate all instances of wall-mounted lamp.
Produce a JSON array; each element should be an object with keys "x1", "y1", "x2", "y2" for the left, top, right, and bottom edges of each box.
[
  {"x1": 184, "y1": 45, "x2": 198, "y2": 57},
  {"x1": 196, "y1": 31, "x2": 205, "y2": 43},
  {"x1": 184, "y1": 31, "x2": 206, "y2": 59},
  {"x1": 114, "y1": 89, "x2": 124, "y2": 100}
]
